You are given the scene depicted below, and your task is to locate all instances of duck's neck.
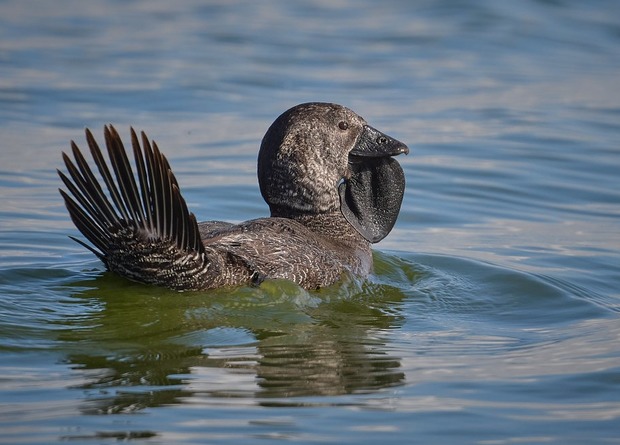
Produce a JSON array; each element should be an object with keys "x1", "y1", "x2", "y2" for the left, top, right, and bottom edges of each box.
[{"x1": 292, "y1": 212, "x2": 369, "y2": 247}]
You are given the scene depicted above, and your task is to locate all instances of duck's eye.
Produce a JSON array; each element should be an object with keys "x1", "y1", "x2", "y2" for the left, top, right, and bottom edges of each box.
[{"x1": 338, "y1": 121, "x2": 349, "y2": 131}]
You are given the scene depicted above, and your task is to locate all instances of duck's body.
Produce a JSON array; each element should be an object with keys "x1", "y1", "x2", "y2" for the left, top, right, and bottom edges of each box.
[{"x1": 59, "y1": 103, "x2": 408, "y2": 291}]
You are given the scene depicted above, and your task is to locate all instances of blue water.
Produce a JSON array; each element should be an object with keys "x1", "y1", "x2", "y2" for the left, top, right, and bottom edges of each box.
[{"x1": 1, "y1": 0, "x2": 620, "y2": 443}]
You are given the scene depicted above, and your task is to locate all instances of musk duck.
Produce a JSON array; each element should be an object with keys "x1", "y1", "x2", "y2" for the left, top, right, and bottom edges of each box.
[{"x1": 58, "y1": 102, "x2": 409, "y2": 290}]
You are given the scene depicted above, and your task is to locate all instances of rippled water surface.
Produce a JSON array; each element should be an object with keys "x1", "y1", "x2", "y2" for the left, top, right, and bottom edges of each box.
[{"x1": 1, "y1": 1, "x2": 619, "y2": 443}]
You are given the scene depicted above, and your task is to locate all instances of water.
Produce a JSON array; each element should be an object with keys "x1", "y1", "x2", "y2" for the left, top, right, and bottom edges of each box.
[{"x1": 1, "y1": 0, "x2": 619, "y2": 443}]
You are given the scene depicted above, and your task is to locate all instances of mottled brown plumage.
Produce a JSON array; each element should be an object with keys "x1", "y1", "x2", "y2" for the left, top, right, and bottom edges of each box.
[{"x1": 58, "y1": 103, "x2": 408, "y2": 290}]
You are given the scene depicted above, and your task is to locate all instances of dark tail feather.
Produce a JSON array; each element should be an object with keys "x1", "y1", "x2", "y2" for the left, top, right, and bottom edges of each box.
[{"x1": 59, "y1": 125, "x2": 205, "y2": 264}]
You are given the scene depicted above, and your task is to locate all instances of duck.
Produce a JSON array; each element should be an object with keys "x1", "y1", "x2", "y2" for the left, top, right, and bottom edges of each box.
[{"x1": 58, "y1": 102, "x2": 409, "y2": 291}]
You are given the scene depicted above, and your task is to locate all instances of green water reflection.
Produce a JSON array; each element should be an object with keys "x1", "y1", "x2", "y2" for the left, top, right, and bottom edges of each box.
[{"x1": 57, "y1": 259, "x2": 413, "y2": 414}]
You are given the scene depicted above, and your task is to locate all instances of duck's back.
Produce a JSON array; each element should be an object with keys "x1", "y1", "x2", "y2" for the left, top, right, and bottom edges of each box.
[{"x1": 198, "y1": 217, "x2": 372, "y2": 289}]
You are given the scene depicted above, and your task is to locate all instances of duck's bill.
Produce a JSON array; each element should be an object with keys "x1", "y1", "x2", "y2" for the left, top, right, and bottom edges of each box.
[
  {"x1": 340, "y1": 126, "x2": 408, "y2": 243},
  {"x1": 349, "y1": 125, "x2": 409, "y2": 158}
]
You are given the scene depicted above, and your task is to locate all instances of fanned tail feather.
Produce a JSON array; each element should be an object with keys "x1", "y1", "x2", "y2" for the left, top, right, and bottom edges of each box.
[{"x1": 58, "y1": 125, "x2": 207, "y2": 289}]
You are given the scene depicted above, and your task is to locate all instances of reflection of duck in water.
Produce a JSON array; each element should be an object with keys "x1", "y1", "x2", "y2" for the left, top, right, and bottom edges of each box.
[
  {"x1": 63, "y1": 278, "x2": 408, "y2": 412},
  {"x1": 58, "y1": 102, "x2": 408, "y2": 290}
]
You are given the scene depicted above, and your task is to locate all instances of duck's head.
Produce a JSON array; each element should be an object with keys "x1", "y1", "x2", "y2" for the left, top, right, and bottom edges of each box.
[{"x1": 258, "y1": 102, "x2": 409, "y2": 243}]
